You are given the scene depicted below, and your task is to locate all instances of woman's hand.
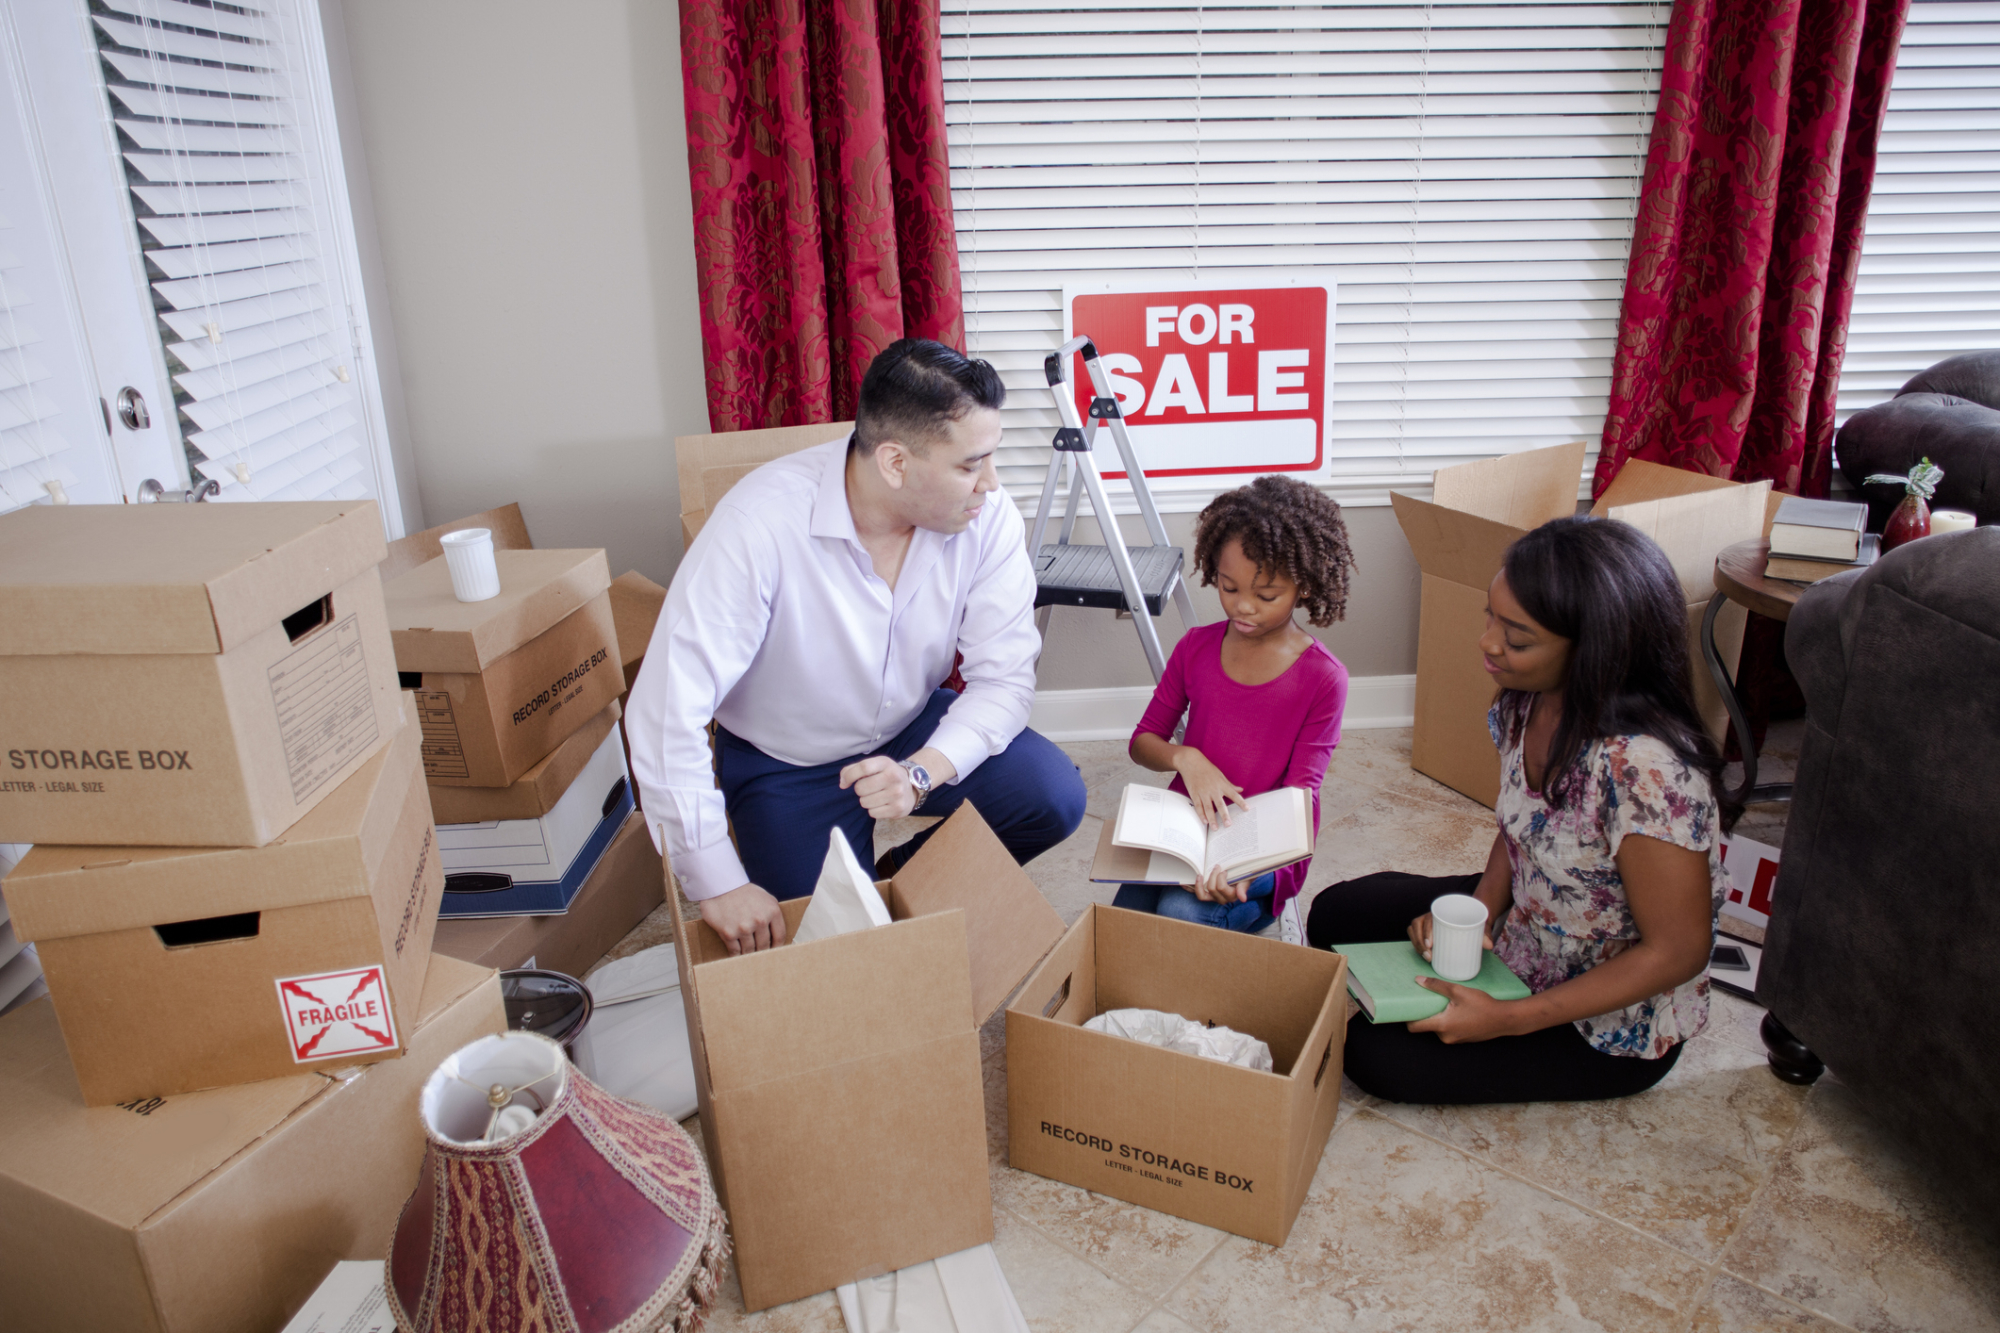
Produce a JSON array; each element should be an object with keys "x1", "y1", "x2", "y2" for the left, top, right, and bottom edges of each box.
[
  {"x1": 1406, "y1": 911, "x2": 1496, "y2": 964},
  {"x1": 1172, "y1": 747, "x2": 1246, "y2": 828},
  {"x1": 1408, "y1": 977, "x2": 1520, "y2": 1043},
  {"x1": 1191, "y1": 864, "x2": 1247, "y2": 904}
]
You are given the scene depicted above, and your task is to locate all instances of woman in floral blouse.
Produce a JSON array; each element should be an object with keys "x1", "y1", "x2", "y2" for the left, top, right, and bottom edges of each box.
[{"x1": 1307, "y1": 516, "x2": 1733, "y2": 1103}]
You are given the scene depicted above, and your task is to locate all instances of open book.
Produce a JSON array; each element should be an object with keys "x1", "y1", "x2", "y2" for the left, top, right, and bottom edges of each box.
[{"x1": 1090, "y1": 784, "x2": 1312, "y2": 886}]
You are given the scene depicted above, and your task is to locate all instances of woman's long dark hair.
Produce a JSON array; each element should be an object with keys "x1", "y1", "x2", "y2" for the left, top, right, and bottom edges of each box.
[{"x1": 1498, "y1": 516, "x2": 1739, "y2": 830}]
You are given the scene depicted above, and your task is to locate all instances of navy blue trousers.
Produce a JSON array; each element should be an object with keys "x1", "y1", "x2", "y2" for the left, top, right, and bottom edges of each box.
[{"x1": 715, "y1": 689, "x2": 1087, "y2": 901}]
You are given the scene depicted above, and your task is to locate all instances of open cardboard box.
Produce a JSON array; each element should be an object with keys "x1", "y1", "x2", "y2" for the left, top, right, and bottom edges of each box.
[
  {"x1": 0, "y1": 500, "x2": 402, "y2": 846},
  {"x1": 4, "y1": 721, "x2": 442, "y2": 1105},
  {"x1": 675, "y1": 421, "x2": 850, "y2": 552},
  {"x1": 1391, "y1": 442, "x2": 1770, "y2": 806},
  {"x1": 432, "y1": 811, "x2": 663, "y2": 976},
  {"x1": 668, "y1": 804, "x2": 1064, "y2": 1311},
  {"x1": 0, "y1": 953, "x2": 502, "y2": 1333},
  {"x1": 387, "y1": 549, "x2": 622, "y2": 787},
  {"x1": 1007, "y1": 906, "x2": 1348, "y2": 1246}
]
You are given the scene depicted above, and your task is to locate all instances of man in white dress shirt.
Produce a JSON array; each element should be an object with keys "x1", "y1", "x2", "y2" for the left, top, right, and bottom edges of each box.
[{"x1": 627, "y1": 340, "x2": 1087, "y2": 953}]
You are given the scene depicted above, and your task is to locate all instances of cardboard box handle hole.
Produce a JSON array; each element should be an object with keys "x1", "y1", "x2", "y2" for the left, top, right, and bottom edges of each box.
[
  {"x1": 154, "y1": 911, "x2": 260, "y2": 949},
  {"x1": 399, "y1": 671, "x2": 424, "y2": 689},
  {"x1": 1313, "y1": 1037, "x2": 1333, "y2": 1089},
  {"x1": 281, "y1": 594, "x2": 334, "y2": 644},
  {"x1": 1042, "y1": 974, "x2": 1071, "y2": 1020}
]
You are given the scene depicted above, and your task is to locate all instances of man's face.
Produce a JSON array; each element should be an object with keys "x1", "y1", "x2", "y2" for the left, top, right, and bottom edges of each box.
[{"x1": 888, "y1": 406, "x2": 1003, "y2": 535}]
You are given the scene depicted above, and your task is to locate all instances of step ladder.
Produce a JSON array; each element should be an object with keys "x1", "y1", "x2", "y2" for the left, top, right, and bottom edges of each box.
[{"x1": 1028, "y1": 335, "x2": 1198, "y2": 681}]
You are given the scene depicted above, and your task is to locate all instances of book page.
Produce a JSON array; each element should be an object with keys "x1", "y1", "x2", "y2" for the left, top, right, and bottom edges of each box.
[
  {"x1": 1205, "y1": 787, "x2": 1311, "y2": 877},
  {"x1": 1114, "y1": 785, "x2": 1208, "y2": 877}
]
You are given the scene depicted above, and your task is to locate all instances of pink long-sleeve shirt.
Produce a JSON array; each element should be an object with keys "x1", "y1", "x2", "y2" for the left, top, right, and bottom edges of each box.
[{"x1": 1131, "y1": 621, "x2": 1348, "y2": 916}]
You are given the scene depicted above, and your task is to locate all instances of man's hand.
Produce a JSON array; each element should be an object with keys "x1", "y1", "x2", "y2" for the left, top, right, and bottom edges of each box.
[
  {"x1": 699, "y1": 881, "x2": 787, "y2": 955},
  {"x1": 839, "y1": 755, "x2": 918, "y2": 819}
]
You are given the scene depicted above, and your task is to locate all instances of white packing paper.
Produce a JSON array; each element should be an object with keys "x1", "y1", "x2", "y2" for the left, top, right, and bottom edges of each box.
[
  {"x1": 793, "y1": 827, "x2": 894, "y2": 944},
  {"x1": 1083, "y1": 1007, "x2": 1274, "y2": 1072},
  {"x1": 836, "y1": 1243, "x2": 1030, "y2": 1333},
  {"x1": 571, "y1": 942, "x2": 698, "y2": 1121}
]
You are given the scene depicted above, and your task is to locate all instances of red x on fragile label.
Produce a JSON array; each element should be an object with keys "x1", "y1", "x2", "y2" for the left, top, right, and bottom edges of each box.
[{"x1": 275, "y1": 966, "x2": 399, "y2": 1063}]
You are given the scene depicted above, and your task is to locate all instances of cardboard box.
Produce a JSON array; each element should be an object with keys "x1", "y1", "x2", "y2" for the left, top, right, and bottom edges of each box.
[
  {"x1": 670, "y1": 804, "x2": 1065, "y2": 1311},
  {"x1": 432, "y1": 811, "x2": 664, "y2": 975},
  {"x1": 1006, "y1": 906, "x2": 1348, "y2": 1247},
  {"x1": 0, "y1": 501, "x2": 402, "y2": 846},
  {"x1": 675, "y1": 421, "x2": 850, "y2": 551},
  {"x1": 4, "y1": 721, "x2": 442, "y2": 1104},
  {"x1": 438, "y1": 721, "x2": 633, "y2": 918},
  {"x1": 387, "y1": 549, "x2": 621, "y2": 787},
  {"x1": 0, "y1": 953, "x2": 502, "y2": 1333},
  {"x1": 380, "y1": 501, "x2": 533, "y2": 582},
  {"x1": 608, "y1": 570, "x2": 666, "y2": 696},
  {"x1": 424, "y1": 700, "x2": 621, "y2": 824},
  {"x1": 1391, "y1": 443, "x2": 1770, "y2": 806}
]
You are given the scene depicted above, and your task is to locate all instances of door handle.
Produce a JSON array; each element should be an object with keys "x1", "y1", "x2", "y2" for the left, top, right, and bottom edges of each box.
[{"x1": 116, "y1": 386, "x2": 150, "y2": 431}]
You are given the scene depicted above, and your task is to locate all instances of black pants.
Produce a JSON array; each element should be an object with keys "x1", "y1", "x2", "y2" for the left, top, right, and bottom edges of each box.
[{"x1": 1307, "y1": 870, "x2": 1682, "y2": 1105}]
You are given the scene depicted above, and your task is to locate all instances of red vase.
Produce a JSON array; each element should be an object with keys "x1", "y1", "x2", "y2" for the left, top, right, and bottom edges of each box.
[{"x1": 1881, "y1": 494, "x2": 1931, "y2": 552}]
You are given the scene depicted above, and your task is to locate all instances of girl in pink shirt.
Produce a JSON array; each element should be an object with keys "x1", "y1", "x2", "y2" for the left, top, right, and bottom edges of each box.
[{"x1": 1117, "y1": 476, "x2": 1353, "y2": 934}]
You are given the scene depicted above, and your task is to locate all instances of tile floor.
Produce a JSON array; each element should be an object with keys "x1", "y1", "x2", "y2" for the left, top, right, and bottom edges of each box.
[{"x1": 600, "y1": 726, "x2": 2000, "y2": 1332}]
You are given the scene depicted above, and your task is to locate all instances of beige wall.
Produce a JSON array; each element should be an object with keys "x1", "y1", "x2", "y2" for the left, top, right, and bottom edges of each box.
[
  {"x1": 326, "y1": 0, "x2": 1425, "y2": 680},
  {"x1": 327, "y1": 0, "x2": 706, "y2": 583}
]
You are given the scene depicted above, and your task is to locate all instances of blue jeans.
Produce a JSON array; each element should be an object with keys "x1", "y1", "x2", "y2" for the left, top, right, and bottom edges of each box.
[
  {"x1": 715, "y1": 689, "x2": 1087, "y2": 900},
  {"x1": 1112, "y1": 873, "x2": 1276, "y2": 934}
]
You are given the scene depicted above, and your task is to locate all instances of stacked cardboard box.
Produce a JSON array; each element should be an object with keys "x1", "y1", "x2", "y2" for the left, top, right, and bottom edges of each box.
[{"x1": 0, "y1": 501, "x2": 458, "y2": 1107}]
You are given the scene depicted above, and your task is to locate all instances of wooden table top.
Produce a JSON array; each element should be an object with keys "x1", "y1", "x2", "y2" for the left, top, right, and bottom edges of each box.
[{"x1": 1714, "y1": 538, "x2": 1804, "y2": 622}]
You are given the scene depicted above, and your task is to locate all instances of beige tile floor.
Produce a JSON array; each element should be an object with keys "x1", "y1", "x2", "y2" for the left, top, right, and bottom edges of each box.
[{"x1": 604, "y1": 726, "x2": 2000, "y2": 1332}]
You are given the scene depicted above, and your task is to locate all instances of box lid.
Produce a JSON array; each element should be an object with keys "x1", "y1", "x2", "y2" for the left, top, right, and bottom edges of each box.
[
  {"x1": 385, "y1": 549, "x2": 612, "y2": 673},
  {"x1": 608, "y1": 570, "x2": 667, "y2": 669},
  {"x1": 0, "y1": 953, "x2": 491, "y2": 1232},
  {"x1": 0, "y1": 501, "x2": 387, "y2": 657},
  {"x1": 4, "y1": 721, "x2": 424, "y2": 943},
  {"x1": 1391, "y1": 491, "x2": 1529, "y2": 590},
  {"x1": 1431, "y1": 441, "x2": 1585, "y2": 528},
  {"x1": 885, "y1": 804, "x2": 1067, "y2": 1026},
  {"x1": 1595, "y1": 465, "x2": 1771, "y2": 600}
]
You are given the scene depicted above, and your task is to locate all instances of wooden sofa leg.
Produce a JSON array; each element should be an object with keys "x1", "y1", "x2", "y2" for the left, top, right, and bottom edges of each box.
[{"x1": 1761, "y1": 1013, "x2": 1826, "y2": 1085}]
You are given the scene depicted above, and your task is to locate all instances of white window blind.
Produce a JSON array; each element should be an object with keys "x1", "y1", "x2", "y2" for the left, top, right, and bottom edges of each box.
[
  {"x1": 944, "y1": 1, "x2": 1670, "y2": 510},
  {"x1": 0, "y1": 174, "x2": 91, "y2": 512},
  {"x1": 93, "y1": 0, "x2": 386, "y2": 504},
  {"x1": 1835, "y1": 1, "x2": 2000, "y2": 421}
]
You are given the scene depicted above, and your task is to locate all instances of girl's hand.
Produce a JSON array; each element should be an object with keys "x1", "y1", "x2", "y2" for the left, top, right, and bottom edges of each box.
[
  {"x1": 1406, "y1": 912, "x2": 1497, "y2": 963},
  {"x1": 1192, "y1": 865, "x2": 1246, "y2": 904},
  {"x1": 1172, "y1": 747, "x2": 1246, "y2": 828},
  {"x1": 1407, "y1": 977, "x2": 1518, "y2": 1043}
]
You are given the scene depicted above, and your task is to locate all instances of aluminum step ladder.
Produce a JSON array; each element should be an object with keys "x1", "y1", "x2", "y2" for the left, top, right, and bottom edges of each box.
[{"x1": 1028, "y1": 335, "x2": 1198, "y2": 681}]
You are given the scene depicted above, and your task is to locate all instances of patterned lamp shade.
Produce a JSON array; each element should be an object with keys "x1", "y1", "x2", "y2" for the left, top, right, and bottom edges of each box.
[{"x1": 387, "y1": 1031, "x2": 729, "y2": 1332}]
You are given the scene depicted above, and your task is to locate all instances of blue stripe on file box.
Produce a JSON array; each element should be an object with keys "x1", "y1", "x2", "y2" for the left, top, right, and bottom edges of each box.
[{"x1": 437, "y1": 725, "x2": 634, "y2": 918}]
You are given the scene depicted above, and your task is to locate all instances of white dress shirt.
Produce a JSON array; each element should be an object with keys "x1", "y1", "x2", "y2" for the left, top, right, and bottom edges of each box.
[{"x1": 627, "y1": 437, "x2": 1041, "y2": 900}]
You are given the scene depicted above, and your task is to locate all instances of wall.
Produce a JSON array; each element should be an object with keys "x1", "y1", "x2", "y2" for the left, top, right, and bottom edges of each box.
[
  {"x1": 325, "y1": 0, "x2": 1426, "y2": 682},
  {"x1": 326, "y1": 0, "x2": 706, "y2": 583}
]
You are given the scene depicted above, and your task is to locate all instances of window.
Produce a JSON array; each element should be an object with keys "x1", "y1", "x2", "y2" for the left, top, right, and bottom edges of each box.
[{"x1": 944, "y1": 1, "x2": 1670, "y2": 510}]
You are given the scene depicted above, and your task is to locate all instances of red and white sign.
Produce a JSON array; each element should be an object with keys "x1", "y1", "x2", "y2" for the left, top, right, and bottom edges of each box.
[
  {"x1": 275, "y1": 965, "x2": 399, "y2": 1063},
  {"x1": 1063, "y1": 279, "x2": 1335, "y2": 481},
  {"x1": 1719, "y1": 833, "x2": 1781, "y2": 928}
]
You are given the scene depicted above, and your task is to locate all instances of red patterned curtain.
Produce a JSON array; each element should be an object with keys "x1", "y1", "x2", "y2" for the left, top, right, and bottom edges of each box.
[
  {"x1": 1594, "y1": 0, "x2": 1909, "y2": 499},
  {"x1": 680, "y1": 0, "x2": 965, "y2": 432}
]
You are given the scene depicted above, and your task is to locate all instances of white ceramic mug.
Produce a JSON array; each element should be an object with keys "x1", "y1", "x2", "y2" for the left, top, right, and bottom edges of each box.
[
  {"x1": 1429, "y1": 893, "x2": 1489, "y2": 982},
  {"x1": 441, "y1": 526, "x2": 501, "y2": 602}
]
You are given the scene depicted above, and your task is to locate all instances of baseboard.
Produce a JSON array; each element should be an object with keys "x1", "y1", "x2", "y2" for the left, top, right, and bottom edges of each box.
[{"x1": 1029, "y1": 674, "x2": 1416, "y2": 742}]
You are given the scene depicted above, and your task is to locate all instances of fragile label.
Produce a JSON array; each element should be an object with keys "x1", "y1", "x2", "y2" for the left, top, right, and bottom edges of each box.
[{"x1": 276, "y1": 966, "x2": 399, "y2": 1062}]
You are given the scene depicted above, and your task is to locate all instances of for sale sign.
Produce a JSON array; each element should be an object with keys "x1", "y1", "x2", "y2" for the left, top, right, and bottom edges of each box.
[
  {"x1": 1063, "y1": 279, "x2": 1335, "y2": 480},
  {"x1": 275, "y1": 965, "x2": 399, "y2": 1063}
]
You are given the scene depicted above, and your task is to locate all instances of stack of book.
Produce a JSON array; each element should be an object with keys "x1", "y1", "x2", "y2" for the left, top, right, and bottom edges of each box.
[{"x1": 1767, "y1": 496, "x2": 1878, "y2": 584}]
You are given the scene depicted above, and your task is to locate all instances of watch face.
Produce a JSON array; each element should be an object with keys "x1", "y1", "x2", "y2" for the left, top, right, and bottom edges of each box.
[{"x1": 909, "y1": 765, "x2": 930, "y2": 788}]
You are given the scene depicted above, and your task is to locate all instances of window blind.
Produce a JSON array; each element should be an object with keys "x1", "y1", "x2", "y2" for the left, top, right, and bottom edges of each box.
[
  {"x1": 0, "y1": 172, "x2": 89, "y2": 513},
  {"x1": 944, "y1": 0, "x2": 1670, "y2": 510},
  {"x1": 94, "y1": 0, "x2": 381, "y2": 503},
  {"x1": 1835, "y1": 1, "x2": 2000, "y2": 424}
]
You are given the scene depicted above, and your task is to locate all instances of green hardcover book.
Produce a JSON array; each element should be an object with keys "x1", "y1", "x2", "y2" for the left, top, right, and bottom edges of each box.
[{"x1": 1333, "y1": 941, "x2": 1532, "y2": 1023}]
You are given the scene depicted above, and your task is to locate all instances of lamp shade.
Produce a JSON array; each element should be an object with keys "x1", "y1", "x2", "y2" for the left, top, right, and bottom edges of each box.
[{"x1": 387, "y1": 1031, "x2": 728, "y2": 1332}]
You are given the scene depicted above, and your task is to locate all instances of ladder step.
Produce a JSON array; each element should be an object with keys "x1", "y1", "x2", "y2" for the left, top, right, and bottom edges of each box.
[{"x1": 1033, "y1": 543, "x2": 1185, "y2": 616}]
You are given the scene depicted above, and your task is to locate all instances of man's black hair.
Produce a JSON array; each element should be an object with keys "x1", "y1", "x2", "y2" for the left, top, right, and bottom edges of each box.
[{"x1": 853, "y1": 338, "x2": 1006, "y2": 454}]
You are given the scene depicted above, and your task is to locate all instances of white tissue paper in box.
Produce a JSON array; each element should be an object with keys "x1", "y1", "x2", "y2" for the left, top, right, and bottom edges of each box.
[
  {"x1": 837, "y1": 1243, "x2": 1029, "y2": 1333},
  {"x1": 1083, "y1": 1007, "x2": 1274, "y2": 1072},
  {"x1": 793, "y1": 827, "x2": 893, "y2": 944},
  {"x1": 571, "y1": 943, "x2": 698, "y2": 1120}
]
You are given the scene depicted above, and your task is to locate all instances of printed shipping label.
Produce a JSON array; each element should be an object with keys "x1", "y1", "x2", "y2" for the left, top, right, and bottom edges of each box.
[
  {"x1": 270, "y1": 615, "x2": 382, "y2": 803},
  {"x1": 276, "y1": 965, "x2": 400, "y2": 1062}
]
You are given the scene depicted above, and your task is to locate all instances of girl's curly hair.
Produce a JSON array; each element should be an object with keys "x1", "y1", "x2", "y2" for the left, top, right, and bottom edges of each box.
[{"x1": 1192, "y1": 476, "x2": 1356, "y2": 626}]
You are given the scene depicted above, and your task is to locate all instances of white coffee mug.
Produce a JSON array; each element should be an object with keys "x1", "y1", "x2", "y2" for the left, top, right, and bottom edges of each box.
[
  {"x1": 1429, "y1": 893, "x2": 1489, "y2": 982},
  {"x1": 441, "y1": 527, "x2": 501, "y2": 603}
]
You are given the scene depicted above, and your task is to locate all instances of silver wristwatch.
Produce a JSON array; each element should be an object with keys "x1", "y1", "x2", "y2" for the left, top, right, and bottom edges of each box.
[{"x1": 899, "y1": 759, "x2": 932, "y2": 811}]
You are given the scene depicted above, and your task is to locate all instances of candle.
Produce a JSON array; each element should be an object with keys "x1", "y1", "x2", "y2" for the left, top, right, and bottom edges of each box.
[{"x1": 1930, "y1": 509, "x2": 1977, "y2": 535}]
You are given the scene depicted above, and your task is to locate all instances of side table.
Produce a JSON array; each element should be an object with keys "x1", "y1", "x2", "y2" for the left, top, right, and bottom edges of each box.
[{"x1": 1702, "y1": 538, "x2": 1802, "y2": 807}]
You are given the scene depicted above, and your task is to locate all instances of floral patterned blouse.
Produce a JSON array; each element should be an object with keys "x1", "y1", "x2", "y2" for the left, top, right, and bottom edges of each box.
[{"x1": 1487, "y1": 697, "x2": 1726, "y2": 1058}]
